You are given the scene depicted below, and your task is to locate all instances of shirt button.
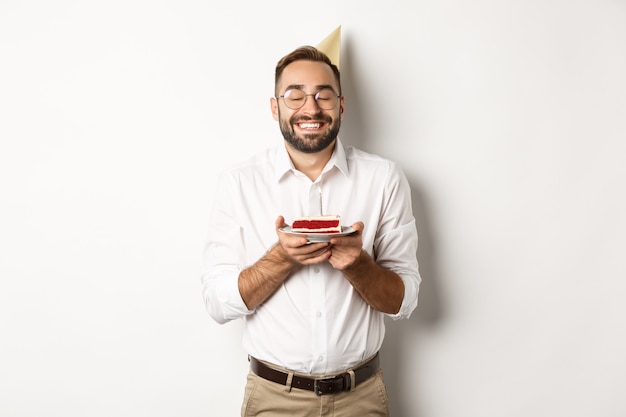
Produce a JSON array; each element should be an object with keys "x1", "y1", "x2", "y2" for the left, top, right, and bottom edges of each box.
[
  {"x1": 318, "y1": 356, "x2": 324, "y2": 362},
  {"x1": 313, "y1": 267, "x2": 320, "y2": 273},
  {"x1": 316, "y1": 311, "x2": 322, "y2": 318}
]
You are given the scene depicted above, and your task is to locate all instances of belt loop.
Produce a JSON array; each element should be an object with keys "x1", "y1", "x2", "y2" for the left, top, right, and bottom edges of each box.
[
  {"x1": 348, "y1": 369, "x2": 356, "y2": 392},
  {"x1": 284, "y1": 371, "x2": 294, "y2": 393}
]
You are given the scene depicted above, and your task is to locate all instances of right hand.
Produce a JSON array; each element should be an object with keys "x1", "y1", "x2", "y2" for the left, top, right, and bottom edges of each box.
[{"x1": 275, "y1": 216, "x2": 332, "y2": 265}]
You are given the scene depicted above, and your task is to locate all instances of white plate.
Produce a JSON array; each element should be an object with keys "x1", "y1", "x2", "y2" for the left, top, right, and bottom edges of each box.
[{"x1": 279, "y1": 226, "x2": 356, "y2": 243}]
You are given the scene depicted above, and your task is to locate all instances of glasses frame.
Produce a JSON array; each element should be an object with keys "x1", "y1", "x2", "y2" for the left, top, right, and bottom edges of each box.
[{"x1": 277, "y1": 88, "x2": 341, "y2": 110}]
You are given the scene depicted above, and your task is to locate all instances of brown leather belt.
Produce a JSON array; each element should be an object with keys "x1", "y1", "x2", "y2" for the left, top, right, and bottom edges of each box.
[{"x1": 249, "y1": 353, "x2": 379, "y2": 396}]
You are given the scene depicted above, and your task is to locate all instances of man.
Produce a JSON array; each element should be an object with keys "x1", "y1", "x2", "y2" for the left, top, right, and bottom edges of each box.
[{"x1": 201, "y1": 45, "x2": 421, "y2": 416}]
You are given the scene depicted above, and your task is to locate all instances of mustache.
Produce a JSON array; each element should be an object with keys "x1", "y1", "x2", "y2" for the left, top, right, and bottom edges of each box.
[{"x1": 291, "y1": 114, "x2": 332, "y2": 124}]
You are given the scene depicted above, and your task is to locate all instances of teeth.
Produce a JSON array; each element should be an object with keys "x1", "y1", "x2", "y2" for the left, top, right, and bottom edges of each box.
[{"x1": 300, "y1": 123, "x2": 321, "y2": 129}]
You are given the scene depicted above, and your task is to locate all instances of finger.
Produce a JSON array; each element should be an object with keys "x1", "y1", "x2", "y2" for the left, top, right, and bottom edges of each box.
[
  {"x1": 275, "y1": 215, "x2": 287, "y2": 230},
  {"x1": 350, "y1": 221, "x2": 364, "y2": 233},
  {"x1": 299, "y1": 247, "x2": 332, "y2": 264},
  {"x1": 300, "y1": 242, "x2": 330, "y2": 255},
  {"x1": 313, "y1": 245, "x2": 331, "y2": 256},
  {"x1": 329, "y1": 233, "x2": 361, "y2": 246},
  {"x1": 282, "y1": 235, "x2": 309, "y2": 249}
]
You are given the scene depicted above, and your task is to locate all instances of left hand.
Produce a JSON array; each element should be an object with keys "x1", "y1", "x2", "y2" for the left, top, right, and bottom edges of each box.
[{"x1": 327, "y1": 221, "x2": 364, "y2": 270}]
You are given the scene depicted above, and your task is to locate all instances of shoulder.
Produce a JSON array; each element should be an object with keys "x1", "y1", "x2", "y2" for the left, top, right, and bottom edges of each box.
[{"x1": 343, "y1": 145, "x2": 404, "y2": 174}]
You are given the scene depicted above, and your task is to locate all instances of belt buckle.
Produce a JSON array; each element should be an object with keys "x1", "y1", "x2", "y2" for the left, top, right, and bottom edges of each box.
[{"x1": 314, "y1": 375, "x2": 344, "y2": 396}]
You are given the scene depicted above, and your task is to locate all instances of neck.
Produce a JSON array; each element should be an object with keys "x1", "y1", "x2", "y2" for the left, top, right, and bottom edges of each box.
[{"x1": 285, "y1": 140, "x2": 336, "y2": 181}]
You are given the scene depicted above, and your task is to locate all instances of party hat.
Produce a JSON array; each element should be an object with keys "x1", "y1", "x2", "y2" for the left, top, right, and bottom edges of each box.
[{"x1": 316, "y1": 25, "x2": 341, "y2": 69}]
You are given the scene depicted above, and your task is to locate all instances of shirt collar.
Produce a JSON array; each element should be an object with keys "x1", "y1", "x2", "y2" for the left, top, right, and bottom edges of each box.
[{"x1": 273, "y1": 138, "x2": 349, "y2": 182}]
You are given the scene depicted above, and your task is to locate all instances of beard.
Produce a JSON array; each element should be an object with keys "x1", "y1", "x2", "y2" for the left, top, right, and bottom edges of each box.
[{"x1": 279, "y1": 111, "x2": 341, "y2": 154}]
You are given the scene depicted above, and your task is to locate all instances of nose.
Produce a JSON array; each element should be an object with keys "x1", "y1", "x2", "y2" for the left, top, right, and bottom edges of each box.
[{"x1": 301, "y1": 94, "x2": 322, "y2": 112}]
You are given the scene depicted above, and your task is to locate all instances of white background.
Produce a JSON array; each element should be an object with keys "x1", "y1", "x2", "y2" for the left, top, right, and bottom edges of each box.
[{"x1": 1, "y1": 1, "x2": 625, "y2": 416}]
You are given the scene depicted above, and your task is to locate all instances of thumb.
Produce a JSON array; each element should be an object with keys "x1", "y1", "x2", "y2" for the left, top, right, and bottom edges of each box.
[{"x1": 275, "y1": 215, "x2": 288, "y2": 230}]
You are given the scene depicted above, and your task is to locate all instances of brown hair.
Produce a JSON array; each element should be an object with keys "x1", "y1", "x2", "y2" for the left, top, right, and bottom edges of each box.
[{"x1": 274, "y1": 46, "x2": 341, "y2": 95}]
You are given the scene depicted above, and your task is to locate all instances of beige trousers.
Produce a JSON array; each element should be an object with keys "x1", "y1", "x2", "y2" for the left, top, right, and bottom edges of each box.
[{"x1": 241, "y1": 368, "x2": 390, "y2": 417}]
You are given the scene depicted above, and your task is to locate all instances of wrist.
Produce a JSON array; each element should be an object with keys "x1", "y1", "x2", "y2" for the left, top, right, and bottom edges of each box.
[
  {"x1": 343, "y1": 249, "x2": 369, "y2": 273},
  {"x1": 268, "y1": 242, "x2": 300, "y2": 268}
]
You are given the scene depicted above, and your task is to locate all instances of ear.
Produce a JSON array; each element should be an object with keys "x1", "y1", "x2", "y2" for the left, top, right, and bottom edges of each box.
[
  {"x1": 339, "y1": 96, "x2": 345, "y2": 120},
  {"x1": 270, "y1": 97, "x2": 279, "y2": 121}
]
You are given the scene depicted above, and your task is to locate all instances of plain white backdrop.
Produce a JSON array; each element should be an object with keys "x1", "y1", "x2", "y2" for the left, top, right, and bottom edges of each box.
[{"x1": 1, "y1": 1, "x2": 625, "y2": 416}]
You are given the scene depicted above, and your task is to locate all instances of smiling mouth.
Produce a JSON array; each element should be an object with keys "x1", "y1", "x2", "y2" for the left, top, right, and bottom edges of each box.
[{"x1": 297, "y1": 122, "x2": 323, "y2": 129}]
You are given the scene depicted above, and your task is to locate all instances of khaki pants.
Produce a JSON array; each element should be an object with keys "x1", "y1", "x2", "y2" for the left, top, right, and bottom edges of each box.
[{"x1": 241, "y1": 368, "x2": 390, "y2": 417}]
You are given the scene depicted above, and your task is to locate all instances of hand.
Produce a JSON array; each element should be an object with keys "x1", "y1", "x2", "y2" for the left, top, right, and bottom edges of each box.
[
  {"x1": 327, "y1": 221, "x2": 364, "y2": 270},
  {"x1": 275, "y1": 216, "x2": 332, "y2": 265}
]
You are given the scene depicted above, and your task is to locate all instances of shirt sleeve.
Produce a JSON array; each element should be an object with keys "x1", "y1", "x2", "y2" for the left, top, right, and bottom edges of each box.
[
  {"x1": 200, "y1": 171, "x2": 254, "y2": 324},
  {"x1": 374, "y1": 163, "x2": 422, "y2": 320}
]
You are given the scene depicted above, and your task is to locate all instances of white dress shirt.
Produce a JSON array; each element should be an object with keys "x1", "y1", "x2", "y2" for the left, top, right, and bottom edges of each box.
[{"x1": 201, "y1": 138, "x2": 420, "y2": 374}]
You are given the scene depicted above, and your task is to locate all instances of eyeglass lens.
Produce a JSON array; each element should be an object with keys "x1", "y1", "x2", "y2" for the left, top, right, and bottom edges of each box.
[{"x1": 281, "y1": 88, "x2": 339, "y2": 110}]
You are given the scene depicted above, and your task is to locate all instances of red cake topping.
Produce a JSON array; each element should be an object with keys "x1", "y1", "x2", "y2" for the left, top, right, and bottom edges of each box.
[{"x1": 291, "y1": 215, "x2": 341, "y2": 233}]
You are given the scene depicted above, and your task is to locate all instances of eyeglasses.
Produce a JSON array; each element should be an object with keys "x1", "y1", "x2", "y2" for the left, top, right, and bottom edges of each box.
[{"x1": 277, "y1": 88, "x2": 341, "y2": 110}]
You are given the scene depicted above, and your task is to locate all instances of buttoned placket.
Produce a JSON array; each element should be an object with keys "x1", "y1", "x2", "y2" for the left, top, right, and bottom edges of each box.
[
  {"x1": 308, "y1": 180, "x2": 328, "y2": 371},
  {"x1": 308, "y1": 182, "x2": 323, "y2": 216}
]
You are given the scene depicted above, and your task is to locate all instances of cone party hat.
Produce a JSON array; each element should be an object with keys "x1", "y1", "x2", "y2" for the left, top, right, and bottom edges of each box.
[{"x1": 316, "y1": 25, "x2": 341, "y2": 69}]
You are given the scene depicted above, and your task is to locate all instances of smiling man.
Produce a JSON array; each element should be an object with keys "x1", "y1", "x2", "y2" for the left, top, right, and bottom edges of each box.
[
  {"x1": 274, "y1": 60, "x2": 341, "y2": 156},
  {"x1": 201, "y1": 45, "x2": 421, "y2": 417}
]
